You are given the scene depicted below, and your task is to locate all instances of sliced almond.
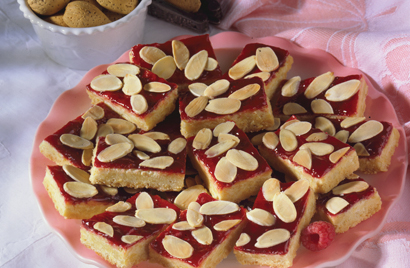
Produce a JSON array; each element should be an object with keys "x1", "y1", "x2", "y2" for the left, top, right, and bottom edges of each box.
[
  {"x1": 335, "y1": 130, "x2": 349, "y2": 143},
  {"x1": 283, "y1": 179, "x2": 309, "y2": 203},
  {"x1": 93, "y1": 222, "x2": 113, "y2": 237},
  {"x1": 326, "y1": 196, "x2": 349, "y2": 214},
  {"x1": 60, "y1": 134, "x2": 93, "y2": 149},
  {"x1": 167, "y1": 137, "x2": 187, "y2": 154},
  {"x1": 139, "y1": 46, "x2": 166, "y2": 65},
  {"x1": 105, "y1": 133, "x2": 133, "y2": 146},
  {"x1": 315, "y1": 116, "x2": 336, "y2": 136},
  {"x1": 128, "y1": 134, "x2": 161, "y2": 153},
  {"x1": 214, "y1": 157, "x2": 237, "y2": 183},
  {"x1": 135, "y1": 208, "x2": 177, "y2": 224},
  {"x1": 236, "y1": 233, "x2": 251, "y2": 247},
  {"x1": 283, "y1": 102, "x2": 307, "y2": 115},
  {"x1": 229, "y1": 55, "x2": 256, "y2": 80},
  {"x1": 244, "y1": 72, "x2": 270, "y2": 82},
  {"x1": 142, "y1": 132, "x2": 170, "y2": 140},
  {"x1": 273, "y1": 192, "x2": 297, "y2": 223},
  {"x1": 325, "y1": 79, "x2": 361, "y2": 102},
  {"x1": 348, "y1": 120, "x2": 384, "y2": 143},
  {"x1": 113, "y1": 215, "x2": 146, "y2": 228},
  {"x1": 96, "y1": 124, "x2": 114, "y2": 138},
  {"x1": 124, "y1": 187, "x2": 140, "y2": 194},
  {"x1": 139, "y1": 156, "x2": 174, "y2": 169},
  {"x1": 293, "y1": 148, "x2": 312, "y2": 169},
  {"x1": 226, "y1": 149, "x2": 259, "y2": 171},
  {"x1": 255, "y1": 229, "x2": 290, "y2": 249},
  {"x1": 281, "y1": 76, "x2": 301, "y2": 97},
  {"x1": 266, "y1": 117, "x2": 281, "y2": 131},
  {"x1": 304, "y1": 71, "x2": 334, "y2": 99},
  {"x1": 188, "y1": 82, "x2": 207, "y2": 96},
  {"x1": 228, "y1": 83, "x2": 260, "y2": 101},
  {"x1": 107, "y1": 63, "x2": 140, "y2": 77},
  {"x1": 173, "y1": 221, "x2": 195, "y2": 231},
  {"x1": 82, "y1": 148, "x2": 93, "y2": 166},
  {"x1": 213, "y1": 121, "x2": 235, "y2": 137},
  {"x1": 279, "y1": 129, "x2": 298, "y2": 152},
  {"x1": 136, "y1": 192, "x2": 154, "y2": 210},
  {"x1": 188, "y1": 201, "x2": 201, "y2": 212},
  {"x1": 82, "y1": 105, "x2": 105, "y2": 120},
  {"x1": 106, "y1": 118, "x2": 136, "y2": 134},
  {"x1": 187, "y1": 208, "x2": 204, "y2": 228},
  {"x1": 300, "y1": 142, "x2": 334, "y2": 156},
  {"x1": 306, "y1": 132, "x2": 328, "y2": 142},
  {"x1": 205, "y1": 98, "x2": 241, "y2": 115},
  {"x1": 347, "y1": 173, "x2": 360, "y2": 180},
  {"x1": 311, "y1": 99, "x2": 334, "y2": 114},
  {"x1": 193, "y1": 128, "x2": 212, "y2": 150},
  {"x1": 106, "y1": 201, "x2": 132, "y2": 212},
  {"x1": 199, "y1": 200, "x2": 239, "y2": 215},
  {"x1": 262, "y1": 132, "x2": 279, "y2": 150},
  {"x1": 97, "y1": 142, "x2": 133, "y2": 162},
  {"x1": 185, "y1": 50, "x2": 208, "y2": 81},
  {"x1": 256, "y1": 47, "x2": 279, "y2": 72},
  {"x1": 133, "y1": 150, "x2": 150, "y2": 160},
  {"x1": 192, "y1": 226, "x2": 213, "y2": 245},
  {"x1": 204, "y1": 79, "x2": 230, "y2": 99},
  {"x1": 246, "y1": 208, "x2": 275, "y2": 226},
  {"x1": 214, "y1": 219, "x2": 241, "y2": 231},
  {"x1": 172, "y1": 40, "x2": 189, "y2": 70},
  {"x1": 204, "y1": 57, "x2": 218, "y2": 71},
  {"x1": 262, "y1": 178, "x2": 280, "y2": 202},
  {"x1": 251, "y1": 132, "x2": 266, "y2": 146},
  {"x1": 341, "y1": 117, "x2": 366, "y2": 128},
  {"x1": 121, "y1": 235, "x2": 143, "y2": 244},
  {"x1": 204, "y1": 140, "x2": 236, "y2": 158},
  {"x1": 280, "y1": 118, "x2": 299, "y2": 130},
  {"x1": 285, "y1": 121, "x2": 312, "y2": 136},
  {"x1": 143, "y1": 81, "x2": 171, "y2": 93},
  {"x1": 218, "y1": 133, "x2": 240, "y2": 145},
  {"x1": 100, "y1": 185, "x2": 118, "y2": 196},
  {"x1": 174, "y1": 185, "x2": 208, "y2": 210},
  {"x1": 122, "y1": 74, "x2": 142, "y2": 95},
  {"x1": 90, "y1": 74, "x2": 122, "y2": 92},
  {"x1": 162, "y1": 235, "x2": 193, "y2": 259},
  {"x1": 63, "y1": 181, "x2": 98, "y2": 198},
  {"x1": 62, "y1": 164, "x2": 90, "y2": 184},
  {"x1": 185, "y1": 96, "x2": 208, "y2": 118},
  {"x1": 152, "y1": 55, "x2": 176, "y2": 80},
  {"x1": 354, "y1": 142, "x2": 370, "y2": 156},
  {"x1": 333, "y1": 180, "x2": 369, "y2": 195},
  {"x1": 329, "y1": 147, "x2": 350, "y2": 163}
]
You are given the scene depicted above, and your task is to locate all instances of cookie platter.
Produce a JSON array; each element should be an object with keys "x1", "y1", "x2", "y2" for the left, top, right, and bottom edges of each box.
[{"x1": 30, "y1": 32, "x2": 407, "y2": 268}]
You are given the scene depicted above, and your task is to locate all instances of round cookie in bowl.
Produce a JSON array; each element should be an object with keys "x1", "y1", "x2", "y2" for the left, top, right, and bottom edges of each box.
[{"x1": 18, "y1": 0, "x2": 152, "y2": 70}]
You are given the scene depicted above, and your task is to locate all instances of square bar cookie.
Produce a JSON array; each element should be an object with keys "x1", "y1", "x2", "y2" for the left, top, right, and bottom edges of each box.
[
  {"x1": 129, "y1": 34, "x2": 222, "y2": 92},
  {"x1": 316, "y1": 175, "x2": 382, "y2": 233},
  {"x1": 271, "y1": 73, "x2": 368, "y2": 121},
  {"x1": 39, "y1": 103, "x2": 134, "y2": 170},
  {"x1": 89, "y1": 114, "x2": 187, "y2": 192},
  {"x1": 86, "y1": 63, "x2": 178, "y2": 131},
  {"x1": 187, "y1": 122, "x2": 272, "y2": 203},
  {"x1": 227, "y1": 43, "x2": 293, "y2": 99},
  {"x1": 149, "y1": 193, "x2": 247, "y2": 268},
  {"x1": 234, "y1": 178, "x2": 316, "y2": 268},
  {"x1": 43, "y1": 165, "x2": 134, "y2": 219},
  {"x1": 179, "y1": 76, "x2": 275, "y2": 137},
  {"x1": 258, "y1": 116, "x2": 359, "y2": 194},
  {"x1": 81, "y1": 192, "x2": 180, "y2": 268}
]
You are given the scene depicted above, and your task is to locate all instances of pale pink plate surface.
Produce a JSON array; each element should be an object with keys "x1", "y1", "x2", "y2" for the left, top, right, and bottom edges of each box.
[{"x1": 30, "y1": 31, "x2": 407, "y2": 268}]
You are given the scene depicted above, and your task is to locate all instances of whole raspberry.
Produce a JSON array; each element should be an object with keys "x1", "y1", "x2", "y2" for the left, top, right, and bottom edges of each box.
[{"x1": 301, "y1": 221, "x2": 336, "y2": 251}]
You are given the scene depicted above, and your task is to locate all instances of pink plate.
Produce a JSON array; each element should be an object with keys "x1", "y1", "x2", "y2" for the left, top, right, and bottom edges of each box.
[{"x1": 30, "y1": 31, "x2": 407, "y2": 268}]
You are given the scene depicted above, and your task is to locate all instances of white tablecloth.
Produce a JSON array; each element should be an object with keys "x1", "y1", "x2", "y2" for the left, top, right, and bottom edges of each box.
[{"x1": 1, "y1": 0, "x2": 409, "y2": 267}]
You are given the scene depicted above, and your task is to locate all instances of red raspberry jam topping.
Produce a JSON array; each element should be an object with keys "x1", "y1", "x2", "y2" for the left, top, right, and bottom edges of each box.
[
  {"x1": 82, "y1": 193, "x2": 180, "y2": 248},
  {"x1": 44, "y1": 103, "x2": 124, "y2": 170},
  {"x1": 235, "y1": 181, "x2": 310, "y2": 255},
  {"x1": 188, "y1": 124, "x2": 272, "y2": 190},
  {"x1": 150, "y1": 193, "x2": 246, "y2": 267}
]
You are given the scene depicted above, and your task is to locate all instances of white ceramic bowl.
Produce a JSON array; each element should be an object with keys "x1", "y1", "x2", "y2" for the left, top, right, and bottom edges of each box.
[{"x1": 18, "y1": 0, "x2": 152, "y2": 70}]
